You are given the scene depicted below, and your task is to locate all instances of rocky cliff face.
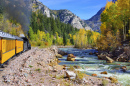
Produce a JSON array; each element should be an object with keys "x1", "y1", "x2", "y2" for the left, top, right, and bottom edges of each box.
[
  {"x1": 54, "y1": 10, "x2": 91, "y2": 29},
  {"x1": 85, "y1": 7, "x2": 105, "y2": 32},
  {"x1": 31, "y1": 0, "x2": 91, "y2": 30}
]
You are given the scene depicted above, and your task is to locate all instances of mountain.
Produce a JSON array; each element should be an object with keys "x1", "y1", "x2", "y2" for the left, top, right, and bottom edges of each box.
[
  {"x1": 85, "y1": 7, "x2": 105, "y2": 32},
  {"x1": 85, "y1": 0, "x2": 117, "y2": 31},
  {"x1": 31, "y1": 0, "x2": 92, "y2": 30}
]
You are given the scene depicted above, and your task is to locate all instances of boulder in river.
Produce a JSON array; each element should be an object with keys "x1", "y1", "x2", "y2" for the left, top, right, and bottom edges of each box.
[
  {"x1": 106, "y1": 56, "x2": 114, "y2": 63},
  {"x1": 67, "y1": 57, "x2": 75, "y2": 61},
  {"x1": 67, "y1": 54, "x2": 76, "y2": 61},
  {"x1": 100, "y1": 71, "x2": 107, "y2": 74},
  {"x1": 120, "y1": 66, "x2": 127, "y2": 72},
  {"x1": 68, "y1": 54, "x2": 75, "y2": 58}
]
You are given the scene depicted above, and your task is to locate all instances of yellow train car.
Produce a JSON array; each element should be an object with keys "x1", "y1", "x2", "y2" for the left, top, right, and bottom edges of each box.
[
  {"x1": 0, "y1": 32, "x2": 16, "y2": 64},
  {"x1": 15, "y1": 37, "x2": 23, "y2": 54},
  {"x1": 0, "y1": 31, "x2": 31, "y2": 65}
]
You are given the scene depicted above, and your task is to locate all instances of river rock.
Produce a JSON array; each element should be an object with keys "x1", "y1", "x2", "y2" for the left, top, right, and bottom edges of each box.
[
  {"x1": 68, "y1": 54, "x2": 75, "y2": 58},
  {"x1": 67, "y1": 54, "x2": 76, "y2": 61},
  {"x1": 56, "y1": 54, "x2": 63, "y2": 58},
  {"x1": 92, "y1": 74, "x2": 97, "y2": 77},
  {"x1": 100, "y1": 71, "x2": 107, "y2": 74},
  {"x1": 65, "y1": 71, "x2": 76, "y2": 80},
  {"x1": 67, "y1": 57, "x2": 75, "y2": 61},
  {"x1": 120, "y1": 66, "x2": 127, "y2": 72},
  {"x1": 106, "y1": 56, "x2": 114, "y2": 63}
]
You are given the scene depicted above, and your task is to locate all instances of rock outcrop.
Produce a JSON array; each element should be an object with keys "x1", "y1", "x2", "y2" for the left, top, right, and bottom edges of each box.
[
  {"x1": 31, "y1": 0, "x2": 92, "y2": 30},
  {"x1": 85, "y1": 7, "x2": 105, "y2": 32}
]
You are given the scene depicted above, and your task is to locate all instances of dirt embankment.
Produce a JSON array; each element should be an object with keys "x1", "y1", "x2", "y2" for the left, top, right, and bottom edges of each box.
[{"x1": 0, "y1": 46, "x2": 121, "y2": 86}]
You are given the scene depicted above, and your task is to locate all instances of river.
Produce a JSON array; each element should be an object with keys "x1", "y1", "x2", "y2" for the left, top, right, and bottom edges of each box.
[{"x1": 58, "y1": 48, "x2": 130, "y2": 86}]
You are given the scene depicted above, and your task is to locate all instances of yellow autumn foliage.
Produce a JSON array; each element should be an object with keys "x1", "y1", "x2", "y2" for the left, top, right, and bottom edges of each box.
[{"x1": 74, "y1": 29, "x2": 100, "y2": 48}]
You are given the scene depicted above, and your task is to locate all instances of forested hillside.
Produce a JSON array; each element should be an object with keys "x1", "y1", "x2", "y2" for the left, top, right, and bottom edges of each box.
[
  {"x1": 29, "y1": 11, "x2": 78, "y2": 46},
  {"x1": 98, "y1": 0, "x2": 130, "y2": 50}
]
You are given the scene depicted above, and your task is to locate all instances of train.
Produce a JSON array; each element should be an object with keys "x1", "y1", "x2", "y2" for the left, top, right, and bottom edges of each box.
[{"x1": 0, "y1": 31, "x2": 31, "y2": 67}]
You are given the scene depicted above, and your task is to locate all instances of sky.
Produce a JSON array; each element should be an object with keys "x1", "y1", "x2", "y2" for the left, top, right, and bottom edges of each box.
[{"x1": 39, "y1": 0, "x2": 107, "y2": 20}]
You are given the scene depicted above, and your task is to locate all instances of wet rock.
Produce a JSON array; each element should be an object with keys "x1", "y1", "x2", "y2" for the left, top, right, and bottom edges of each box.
[
  {"x1": 100, "y1": 71, "x2": 107, "y2": 75},
  {"x1": 120, "y1": 66, "x2": 127, "y2": 72},
  {"x1": 67, "y1": 54, "x2": 76, "y2": 61},
  {"x1": 67, "y1": 57, "x2": 75, "y2": 61},
  {"x1": 92, "y1": 74, "x2": 97, "y2": 77},
  {"x1": 68, "y1": 54, "x2": 75, "y2": 58},
  {"x1": 106, "y1": 56, "x2": 114, "y2": 63},
  {"x1": 56, "y1": 54, "x2": 63, "y2": 58},
  {"x1": 65, "y1": 71, "x2": 76, "y2": 80}
]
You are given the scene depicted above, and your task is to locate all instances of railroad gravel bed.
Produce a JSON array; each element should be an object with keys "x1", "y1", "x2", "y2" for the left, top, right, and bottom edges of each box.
[{"x1": 0, "y1": 46, "x2": 62, "y2": 86}]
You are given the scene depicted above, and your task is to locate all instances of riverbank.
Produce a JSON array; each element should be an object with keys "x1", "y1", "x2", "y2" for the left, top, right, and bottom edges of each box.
[
  {"x1": 58, "y1": 48, "x2": 130, "y2": 86},
  {"x1": 0, "y1": 46, "x2": 122, "y2": 86}
]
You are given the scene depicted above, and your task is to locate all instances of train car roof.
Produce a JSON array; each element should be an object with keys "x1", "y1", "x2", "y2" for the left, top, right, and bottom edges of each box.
[{"x1": 0, "y1": 31, "x2": 23, "y2": 40}]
